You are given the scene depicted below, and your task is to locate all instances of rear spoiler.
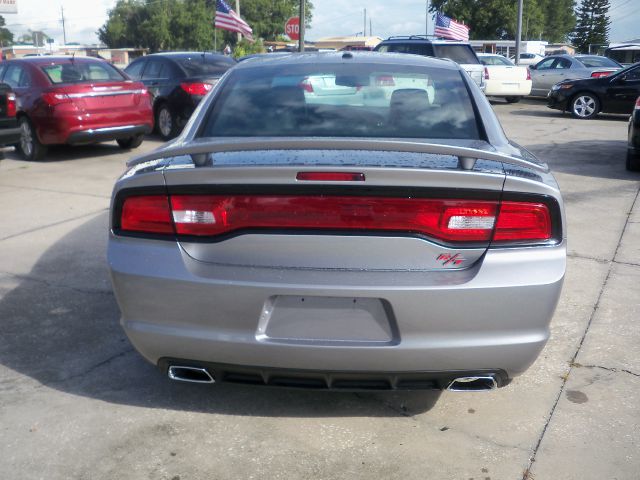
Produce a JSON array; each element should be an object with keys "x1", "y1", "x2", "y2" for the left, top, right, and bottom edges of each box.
[{"x1": 128, "y1": 137, "x2": 549, "y2": 173}]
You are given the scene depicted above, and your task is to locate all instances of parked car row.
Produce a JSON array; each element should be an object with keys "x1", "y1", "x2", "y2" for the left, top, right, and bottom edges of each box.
[{"x1": 0, "y1": 53, "x2": 237, "y2": 160}]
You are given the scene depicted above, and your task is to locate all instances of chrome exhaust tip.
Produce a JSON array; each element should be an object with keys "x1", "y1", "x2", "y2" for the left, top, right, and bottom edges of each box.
[
  {"x1": 446, "y1": 376, "x2": 497, "y2": 392},
  {"x1": 167, "y1": 366, "x2": 215, "y2": 384}
]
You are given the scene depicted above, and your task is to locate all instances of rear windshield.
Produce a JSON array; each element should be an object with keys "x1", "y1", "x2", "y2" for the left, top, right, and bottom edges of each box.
[
  {"x1": 576, "y1": 56, "x2": 621, "y2": 68},
  {"x1": 375, "y1": 43, "x2": 435, "y2": 56},
  {"x1": 177, "y1": 56, "x2": 236, "y2": 77},
  {"x1": 432, "y1": 45, "x2": 479, "y2": 64},
  {"x1": 480, "y1": 55, "x2": 514, "y2": 66},
  {"x1": 41, "y1": 62, "x2": 125, "y2": 84},
  {"x1": 200, "y1": 62, "x2": 480, "y2": 140}
]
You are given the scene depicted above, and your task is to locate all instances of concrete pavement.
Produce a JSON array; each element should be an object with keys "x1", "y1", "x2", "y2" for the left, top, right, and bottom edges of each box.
[{"x1": 0, "y1": 102, "x2": 638, "y2": 479}]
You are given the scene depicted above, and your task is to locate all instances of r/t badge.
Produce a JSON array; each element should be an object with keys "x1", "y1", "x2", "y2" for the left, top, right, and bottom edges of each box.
[{"x1": 436, "y1": 253, "x2": 465, "y2": 266}]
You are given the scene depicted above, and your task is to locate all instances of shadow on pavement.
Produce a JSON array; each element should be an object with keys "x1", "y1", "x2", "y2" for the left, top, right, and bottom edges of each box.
[
  {"x1": 5, "y1": 137, "x2": 166, "y2": 163},
  {"x1": 525, "y1": 139, "x2": 635, "y2": 181},
  {"x1": 0, "y1": 213, "x2": 440, "y2": 417}
]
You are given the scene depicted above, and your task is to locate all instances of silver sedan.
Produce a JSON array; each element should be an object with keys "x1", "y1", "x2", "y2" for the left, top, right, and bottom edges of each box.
[
  {"x1": 108, "y1": 52, "x2": 566, "y2": 392},
  {"x1": 529, "y1": 54, "x2": 622, "y2": 96}
]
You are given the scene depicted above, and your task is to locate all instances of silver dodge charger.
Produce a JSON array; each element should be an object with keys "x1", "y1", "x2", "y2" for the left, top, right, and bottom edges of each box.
[{"x1": 108, "y1": 52, "x2": 566, "y2": 392}]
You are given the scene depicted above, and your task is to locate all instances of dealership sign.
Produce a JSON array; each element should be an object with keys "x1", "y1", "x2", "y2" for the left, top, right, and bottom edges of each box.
[{"x1": 0, "y1": 0, "x2": 17, "y2": 14}]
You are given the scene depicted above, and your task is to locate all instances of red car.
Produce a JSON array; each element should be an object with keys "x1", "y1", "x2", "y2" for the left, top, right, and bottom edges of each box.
[{"x1": 0, "y1": 56, "x2": 154, "y2": 160}]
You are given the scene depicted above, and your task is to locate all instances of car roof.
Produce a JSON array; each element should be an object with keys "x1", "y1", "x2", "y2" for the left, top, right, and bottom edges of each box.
[
  {"x1": 149, "y1": 52, "x2": 232, "y2": 60},
  {"x1": 8, "y1": 55, "x2": 108, "y2": 65},
  {"x1": 232, "y1": 51, "x2": 458, "y2": 70},
  {"x1": 379, "y1": 36, "x2": 471, "y2": 46}
]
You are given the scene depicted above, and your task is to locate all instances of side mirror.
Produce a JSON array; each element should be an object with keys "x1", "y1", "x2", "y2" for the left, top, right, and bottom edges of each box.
[
  {"x1": 618, "y1": 74, "x2": 628, "y2": 82},
  {"x1": 529, "y1": 64, "x2": 536, "y2": 70}
]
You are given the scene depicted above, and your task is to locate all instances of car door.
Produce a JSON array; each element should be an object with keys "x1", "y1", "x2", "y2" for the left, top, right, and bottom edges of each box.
[
  {"x1": 141, "y1": 58, "x2": 169, "y2": 102},
  {"x1": 530, "y1": 57, "x2": 557, "y2": 95},
  {"x1": 604, "y1": 66, "x2": 640, "y2": 114},
  {"x1": 546, "y1": 57, "x2": 575, "y2": 86}
]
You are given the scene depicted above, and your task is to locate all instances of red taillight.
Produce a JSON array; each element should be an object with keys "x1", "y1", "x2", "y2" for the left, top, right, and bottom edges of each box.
[
  {"x1": 120, "y1": 195, "x2": 174, "y2": 234},
  {"x1": 42, "y1": 91, "x2": 72, "y2": 106},
  {"x1": 484, "y1": 67, "x2": 490, "y2": 80},
  {"x1": 375, "y1": 75, "x2": 395, "y2": 86},
  {"x1": 180, "y1": 82, "x2": 213, "y2": 96},
  {"x1": 169, "y1": 195, "x2": 499, "y2": 242},
  {"x1": 526, "y1": 68, "x2": 531, "y2": 81},
  {"x1": 590, "y1": 71, "x2": 611, "y2": 78},
  {"x1": 298, "y1": 77, "x2": 314, "y2": 93},
  {"x1": 635, "y1": 97, "x2": 640, "y2": 110},
  {"x1": 296, "y1": 172, "x2": 365, "y2": 181},
  {"x1": 6, "y1": 92, "x2": 16, "y2": 117},
  {"x1": 118, "y1": 194, "x2": 555, "y2": 245},
  {"x1": 493, "y1": 201, "x2": 551, "y2": 242}
]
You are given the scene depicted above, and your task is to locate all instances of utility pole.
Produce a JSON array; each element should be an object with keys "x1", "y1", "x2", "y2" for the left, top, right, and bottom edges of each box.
[
  {"x1": 61, "y1": 6, "x2": 67, "y2": 45},
  {"x1": 515, "y1": 0, "x2": 523, "y2": 65},
  {"x1": 235, "y1": 0, "x2": 241, "y2": 43},
  {"x1": 298, "y1": 0, "x2": 305, "y2": 52},
  {"x1": 426, "y1": 0, "x2": 430, "y2": 36},
  {"x1": 363, "y1": 8, "x2": 366, "y2": 37}
]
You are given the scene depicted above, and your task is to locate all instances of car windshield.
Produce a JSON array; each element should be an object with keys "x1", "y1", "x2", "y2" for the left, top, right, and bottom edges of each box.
[
  {"x1": 200, "y1": 62, "x2": 480, "y2": 140},
  {"x1": 433, "y1": 45, "x2": 479, "y2": 64},
  {"x1": 177, "y1": 56, "x2": 236, "y2": 76},
  {"x1": 480, "y1": 55, "x2": 514, "y2": 66},
  {"x1": 41, "y1": 62, "x2": 125, "y2": 84},
  {"x1": 576, "y1": 56, "x2": 621, "y2": 68}
]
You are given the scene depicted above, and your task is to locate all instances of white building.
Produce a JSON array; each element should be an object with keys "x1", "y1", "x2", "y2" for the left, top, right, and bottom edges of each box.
[{"x1": 469, "y1": 40, "x2": 547, "y2": 58}]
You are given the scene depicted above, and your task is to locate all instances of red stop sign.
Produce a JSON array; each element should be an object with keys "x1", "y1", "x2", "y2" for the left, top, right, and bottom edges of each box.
[{"x1": 285, "y1": 17, "x2": 300, "y2": 41}]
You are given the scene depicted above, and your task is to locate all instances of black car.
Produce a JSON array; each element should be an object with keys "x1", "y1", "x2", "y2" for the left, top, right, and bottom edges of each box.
[
  {"x1": 547, "y1": 62, "x2": 640, "y2": 119},
  {"x1": 628, "y1": 96, "x2": 640, "y2": 171},
  {"x1": 0, "y1": 83, "x2": 20, "y2": 159},
  {"x1": 125, "y1": 52, "x2": 236, "y2": 139}
]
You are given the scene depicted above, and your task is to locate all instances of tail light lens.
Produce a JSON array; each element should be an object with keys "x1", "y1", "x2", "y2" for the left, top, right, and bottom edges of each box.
[
  {"x1": 120, "y1": 195, "x2": 173, "y2": 234},
  {"x1": 590, "y1": 71, "x2": 611, "y2": 78},
  {"x1": 375, "y1": 75, "x2": 396, "y2": 86},
  {"x1": 180, "y1": 82, "x2": 213, "y2": 96},
  {"x1": 635, "y1": 97, "x2": 640, "y2": 110},
  {"x1": 298, "y1": 77, "x2": 314, "y2": 93},
  {"x1": 484, "y1": 67, "x2": 490, "y2": 80},
  {"x1": 117, "y1": 194, "x2": 555, "y2": 246},
  {"x1": 42, "y1": 90, "x2": 72, "y2": 106},
  {"x1": 526, "y1": 68, "x2": 531, "y2": 81},
  {"x1": 6, "y1": 92, "x2": 16, "y2": 117},
  {"x1": 493, "y1": 201, "x2": 551, "y2": 242}
]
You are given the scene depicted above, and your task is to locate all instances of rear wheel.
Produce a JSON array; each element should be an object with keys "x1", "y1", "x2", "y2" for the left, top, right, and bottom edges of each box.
[
  {"x1": 156, "y1": 104, "x2": 178, "y2": 140},
  {"x1": 117, "y1": 134, "x2": 144, "y2": 150},
  {"x1": 626, "y1": 151, "x2": 640, "y2": 172},
  {"x1": 570, "y1": 93, "x2": 599, "y2": 119},
  {"x1": 505, "y1": 96, "x2": 521, "y2": 103},
  {"x1": 17, "y1": 116, "x2": 47, "y2": 161}
]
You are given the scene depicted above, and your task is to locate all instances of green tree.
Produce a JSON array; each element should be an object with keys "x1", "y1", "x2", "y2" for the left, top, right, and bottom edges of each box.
[
  {"x1": 99, "y1": 0, "x2": 313, "y2": 52},
  {"x1": 572, "y1": 0, "x2": 610, "y2": 53},
  {"x1": 0, "y1": 16, "x2": 13, "y2": 47},
  {"x1": 430, "y1": 0, "x2": 574, "y2": 42}
]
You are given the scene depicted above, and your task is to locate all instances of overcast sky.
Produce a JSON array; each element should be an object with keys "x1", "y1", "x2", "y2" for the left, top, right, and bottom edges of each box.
[{"x1": 3, "y1": 0, "x2": 638, "y2": 45}]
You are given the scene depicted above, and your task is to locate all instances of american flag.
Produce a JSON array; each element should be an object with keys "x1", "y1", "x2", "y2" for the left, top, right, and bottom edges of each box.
[
  {"x1": 215, "y1": 0, "x2": 254, "y2": 42},
  {"x1": 434, "y1": 13, "x2": 470, "y2": 41}
]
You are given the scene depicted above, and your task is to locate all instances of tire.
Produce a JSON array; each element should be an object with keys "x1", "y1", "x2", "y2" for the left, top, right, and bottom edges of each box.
[
  {"x1": 570, "y1": 92, "x2": 599, "y2": 119},
  {"x1": 16, "y1": 116, "x2": 47, "y2": 161},
  {"x1": 505, "y1": 96, "x2": 521, "y2": 103},
  {"x1": 155, "y1": 103, "x2": 178, "y2": 140},
  {"x1": 117, "y1": 134, "x2": 144, "y2": 150},
  {"x1": 626, "y1": 151, "x2": 640, "y2": 172}
]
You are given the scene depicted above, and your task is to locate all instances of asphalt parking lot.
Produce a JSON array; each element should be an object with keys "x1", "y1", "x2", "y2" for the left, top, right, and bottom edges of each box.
[{"x1": 0, "y1": 98, "x2": 638, "y2": 480}]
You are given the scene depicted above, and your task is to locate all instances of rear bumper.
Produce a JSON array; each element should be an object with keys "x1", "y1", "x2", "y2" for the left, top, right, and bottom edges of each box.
[
  {"x1": 484, "y1": 80, "x2": 532, "y2": 97},
  {"x1": 109, "y1": 236, "x2": 566, "y2": 380},
  {"x1": 67, "y1": 124, "x2": 152, "y2": 145},
  {"x1": 0, "y1": 126, "x2": 21, "y2": 146}
]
